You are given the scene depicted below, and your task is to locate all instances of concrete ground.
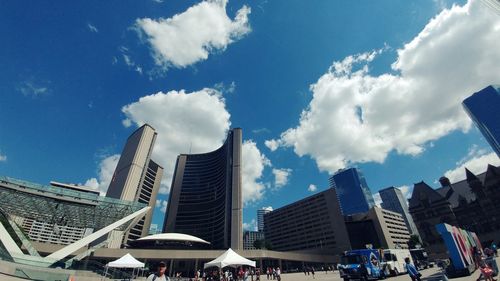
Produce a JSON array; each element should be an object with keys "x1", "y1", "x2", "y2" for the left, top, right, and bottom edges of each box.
[{"x1": 279, "y1": 266, "x2": 482, "y2": 281}]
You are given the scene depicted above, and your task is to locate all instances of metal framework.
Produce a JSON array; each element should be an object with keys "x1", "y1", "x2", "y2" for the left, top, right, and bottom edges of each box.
[{"x1": 0, "y1": 176, "x2": 145, "y2": 231}]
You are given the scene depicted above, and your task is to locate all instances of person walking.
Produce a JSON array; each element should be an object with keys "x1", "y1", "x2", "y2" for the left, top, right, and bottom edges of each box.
[
  {"x1": 147, "y1": 261, "x2": 170, "y2": 281},
  {"x1": 404, "y1": 257, "x2": 421, "y2": 281},
  {"x1": 310, "y1": 267, "x2": 315, "y2": 279}
]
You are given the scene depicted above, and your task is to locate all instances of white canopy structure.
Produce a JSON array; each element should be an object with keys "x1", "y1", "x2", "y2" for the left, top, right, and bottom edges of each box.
[
  {"x1": 204, "y1": 248, "x2": 256, "y2": 269},
  {"x1": 107, "y1": 253, "x2": 145, "y2": 268}
]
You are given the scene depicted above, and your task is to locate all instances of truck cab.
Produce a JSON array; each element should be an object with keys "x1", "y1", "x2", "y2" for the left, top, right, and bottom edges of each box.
[
  {"x1": 409, "y1": 248, "x2": 430, "y2": 270},
  {"x1": 339, "y1": 249, "x2": 385, "y2": 281},
  {"x1": 382, "y1": 249, "x2": 413, "y2": 276}
]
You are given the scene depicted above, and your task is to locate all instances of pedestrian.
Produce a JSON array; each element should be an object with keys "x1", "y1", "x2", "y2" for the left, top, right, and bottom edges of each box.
[
  {"x1": 147, "y1": 261, "x2": 170, "y2": 281},
  {"x1": 256, "y1": 268, "x2": 261, "y2": 281},
  {"x1": 267, "y1": 267, "x2": 271, "y2": 280},
  {"x1": 404, "y1": 257, "x2": 421, "y2": 281},
  {"x1": 310, "y1": 267, "x2": 315, "y2": 279},
  {"x1": 479, "y1": 264, "x2": 495, "y2": 281},
  {"x1": 276, "y1": 267, "x2": 281, "y2": 281},
  {"x1": 303, "y1": 266, "x2": 307, "y2": 276}
]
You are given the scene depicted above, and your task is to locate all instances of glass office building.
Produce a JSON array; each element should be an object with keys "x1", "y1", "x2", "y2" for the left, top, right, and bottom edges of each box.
[
  {"x1": 463, "y1": 85, "x2": 500, "y2": 157},
  {"x1": 329, "y1": 168, "x2": 375, "y2": 215},
  {"x1": 379, "y1": 186, "x2": 419, "y2": 235}
]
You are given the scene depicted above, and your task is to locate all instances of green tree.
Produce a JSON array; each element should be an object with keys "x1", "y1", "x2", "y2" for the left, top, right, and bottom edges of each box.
[
  {"x1": 253, "y1": 239, "x2": 264, "y2": 249},
  {"x1": 408, "y1": 234, "x2": 422, "y2": 249}
]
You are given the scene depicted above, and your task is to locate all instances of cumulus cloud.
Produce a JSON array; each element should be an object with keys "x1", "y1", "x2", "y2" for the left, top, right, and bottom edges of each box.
[
  {"x1": 443, "y1": 149, "x2": 500, "y2": 183},
  {"x1": 243, "y1": 219, "x2": 257, "y2": 231},
  {"x1": 264, "y1": 139, "x2": 280, "y2": 151},
  {"x1": 135, "y1": 0, "x2": 251, "y2": 69},
  {"x1": 307, "y1": 184, "x2": 317, "y2": 192},
  {"x1": 84, "y1": 154, "x2": 120, "y2": 195},
  {"x1": 121, "y1": 88, "x2": 231, "y2": 194},
  {"x1": 0, "y1": 151, "x2": 6, "y2": 162},
  {"x1": 155, "y1": 199, "x2": 168, "y2": 213},
  {"x1": 267, "y1": 0, "x2": 500, "y2": 173},
  {"x1": 272, "y1": 168, "x2": 292, "y2": 188},
  {"x1": 242, "y1": 140, "x2": 271, "y2": 204},
  {"x1": 373, "y1": 192, "x2": 382, "y2": 207}
]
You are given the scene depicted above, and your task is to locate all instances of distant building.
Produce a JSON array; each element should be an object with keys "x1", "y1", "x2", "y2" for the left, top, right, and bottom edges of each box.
[
  {"x1": 409, "y1": 165, "x2": 500, "y2": 256},
  {"x1": 149, "y1": 224, "x2": 159, "y2": 235},
  {"x1": 257, "y1": 207, "x2": 273, "y2": 232},
  {"x1": 106, "y1": 124, "x2": 163, "y2": 246},
  {"x1": 163, "y1": 128, "x2": 243, "y2": 250},
  {"x1": 243, "y1": 230, "x2": 265, "y2": 250},
  {"x1": 463, "y1": 85, "x2": 500, "y2": 157},
  {"x1": 329, "y1": 168, "x2": 375, "y2": 215},
  {"x1": 345, "y1": 206, "x2": 411, "y2": 250},
  {"x1": 379, "y1": 186, "x2": 419, "y2": 236},
  {"x1": 264, "y1": 188, "x2": 350, "y2": 254}
]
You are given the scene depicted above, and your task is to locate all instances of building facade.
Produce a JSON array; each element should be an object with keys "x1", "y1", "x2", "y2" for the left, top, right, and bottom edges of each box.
[
  {"x1": 257, "y1": 207, "x2": 273, "y2": 232},
  {"x1": 163, "y1": 128, "x2": 243, "y2": 250},
  {"x1": 106, "y1": 124, "x2": 162, "y2": 246},
  {"x1": 243, "y1": 230, "x2": 265, "y2": 250},
  {"x1": 409, "y1": 165, "x2": 500, "y2": 256},
  {"x1": 463, "y1": 85, "x2": 500, "y2": 157},
  {"x1": 379, "y1": 186, "x2": 419, "y2": 236},
  {"x1": 263, "y1": 188, "x2": 351, "y2": 254},
  {"x1": 329, "y1": 168, "x2": 375, "y2": 215},
  {"x1": 345, "y1": 206, "x2": 411, "y2": 249}
]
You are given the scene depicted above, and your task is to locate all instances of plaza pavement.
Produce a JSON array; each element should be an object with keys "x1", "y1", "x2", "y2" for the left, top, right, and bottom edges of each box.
[{"x1": 279, "y1": 265, "x2": 483, "y2": 281}]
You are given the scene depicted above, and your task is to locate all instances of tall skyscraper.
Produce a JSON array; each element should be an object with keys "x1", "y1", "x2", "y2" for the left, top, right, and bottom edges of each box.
[
  {"x1": 163, "y1": 128, "x2": 243, "y2": 250},
  {"x1": 463, "y1": 85, "x2": 500, "y2": 157},
  {"x1": 329, "y1": 168, "x2": 375, "y2": 215},
  {"x1": 379, "y1": 186, "x2": 419, "y2": 236},
  {"x1": 257, "y1": 207, "x2": 273, "y2": 232},
  {"x1": 106, "y1": 124, "x2": 163, "y2": 245}
]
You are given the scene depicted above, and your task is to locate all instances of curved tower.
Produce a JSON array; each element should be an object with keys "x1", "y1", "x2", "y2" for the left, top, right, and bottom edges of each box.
[{"x1": 163, "y1": 128, "x2": 242, "y2": 249}]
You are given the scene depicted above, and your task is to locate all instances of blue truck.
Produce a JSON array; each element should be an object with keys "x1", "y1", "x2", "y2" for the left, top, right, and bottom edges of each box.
[{"x1": 339, "y1": 249, "x2": 386, "y2": 281}]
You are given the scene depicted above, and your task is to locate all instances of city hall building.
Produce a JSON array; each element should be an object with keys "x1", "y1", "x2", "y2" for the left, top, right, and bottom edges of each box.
[{"x1": 163, "y1": 128, "x2": 243, "y2": 250}]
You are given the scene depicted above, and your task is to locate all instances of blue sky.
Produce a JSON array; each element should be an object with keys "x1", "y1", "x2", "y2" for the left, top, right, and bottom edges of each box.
[{"x1": 1, "y1": 0, "x2": 499, "y2": 231}]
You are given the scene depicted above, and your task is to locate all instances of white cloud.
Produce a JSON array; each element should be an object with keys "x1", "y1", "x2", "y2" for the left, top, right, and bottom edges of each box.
[
  {"x1": 264, "y1": 139, "x2": 279, "y2": 151},
  {"x1": 18, "y1": 81, "x2": 49, "y2": 97},
  {"x1": 272, "y1": 168, "x2": 291, "y2": 188},
  {"x1": 242, "y1": 140, "x2": 271, "y2": 204},
  {"x1": 398, "y1": 185, "x2": 413, "y2": 199},
  {"x1": 267, "y1": 0, "x2": 500, "y2": 174},
  {"x1": 121, "y1": 88, "x2": 231, "y2": 195},
  {"x1": 243, "y1": 219, "x2": 257, "y2": 231},
  {"x1": 444, "y1": 151, "x2": 500, "y2": 183},
  {"x1": 84, "y1": 154, "x2": 120, "y2": 195},
  {"x1": 155, "y1": 199, "x2": 168, "y2": 213},
  {"x1": 307, "y1": 184, "x2": 317, "y2": 192},
  {"x1": 0, "y1": 152, "x2": 6, "y2": 162},
  {"x1": 87, "y1": 23, "x2": 98, "y2": 33},
  {"x1": 136, "y1": 0, "x2": 251, "y2": 69},
  {"x1": 373, "y1": 192, "x2": 382, "y2": 207}
]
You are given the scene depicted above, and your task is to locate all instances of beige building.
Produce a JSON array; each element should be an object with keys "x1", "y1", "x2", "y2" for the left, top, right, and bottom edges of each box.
[
  {"x1": 106, "y1": 124, "x2": 163, "y2": 246},
  {"x1": 345, "y1": 206, "x2": 411, "y2": 249}
]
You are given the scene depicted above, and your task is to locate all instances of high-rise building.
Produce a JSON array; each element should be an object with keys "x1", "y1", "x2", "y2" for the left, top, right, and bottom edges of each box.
[
  {"x1": 257, "y1": 207, "x2": 273, "y2": 232},
  {"x1": 163, "y1": 128, "x2": 243, "y2": 250},
  {"x1": 329, "y1": 168, "x2": 375, "y2": 215},
  {"x1": 106, "y1": 124, "x2": 162, "y2": 245},
  {"x1": 243, "y1": 230, "x2": 265, "y2": 250},
  {"x1": 345, "y1": 206, "x2": 411, "y2": 249},
  {"x1": 379, "y1": 186, "x2": 419, "y2": 236},
  {"x1": 263, "y1": 188, "x2": 351, "y2": 253},
  {"x1": 463, "y1": 85, "x2": 500, "y2": 157}
]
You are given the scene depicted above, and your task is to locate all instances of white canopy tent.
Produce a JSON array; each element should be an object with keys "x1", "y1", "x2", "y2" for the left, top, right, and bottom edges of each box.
[
  {"x1": 204, "y1": 248, "x2": 256, "y2": 269},
  {"x1": 102, "y1": 253, "x2": 145, "y2": 280}
]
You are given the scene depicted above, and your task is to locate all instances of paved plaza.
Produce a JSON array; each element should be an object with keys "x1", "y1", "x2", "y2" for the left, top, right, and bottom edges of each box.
[{"x1": 279, "y1": 265, "x2": 483, "y2": 281}]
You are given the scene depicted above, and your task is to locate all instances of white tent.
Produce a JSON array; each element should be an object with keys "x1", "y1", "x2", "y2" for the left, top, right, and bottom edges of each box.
[
  {"x1": 102, "y1": 253, "x2": 145, "y2": 280},
  {"x1": 204, "y1": 248, "x2": 256, "y2": 269},
  {"x1": 107, "y1": 253, "x2": 145, "y2": 268}
]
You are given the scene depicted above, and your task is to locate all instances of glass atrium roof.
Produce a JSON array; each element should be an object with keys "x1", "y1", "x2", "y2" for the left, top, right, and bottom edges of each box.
[{"x1": 0, "y1": 176, "x2": 146, "y2": 230}]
